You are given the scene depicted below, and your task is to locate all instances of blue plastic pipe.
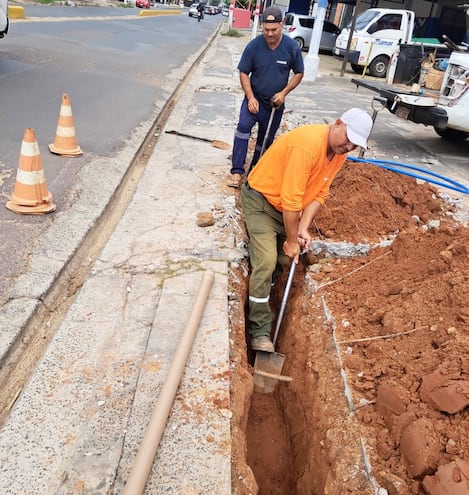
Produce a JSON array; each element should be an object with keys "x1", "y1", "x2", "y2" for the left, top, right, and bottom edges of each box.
[{"x1": 347, "y1": 156, "x2": 469, "y2": 195}]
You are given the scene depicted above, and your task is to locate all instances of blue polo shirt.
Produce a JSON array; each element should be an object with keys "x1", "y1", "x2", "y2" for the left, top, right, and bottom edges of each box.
[{"x1": 237, "y1": 34, "x2": 304, "y2": 108}]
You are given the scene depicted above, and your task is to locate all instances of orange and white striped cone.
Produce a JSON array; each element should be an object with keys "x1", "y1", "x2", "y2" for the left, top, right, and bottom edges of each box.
[
  {"x1": 6, "y1": 128, "x2": 56, "y2": 215},
  {"x1": 48, "y1": 93, "x2": 82, "y2": 157}
]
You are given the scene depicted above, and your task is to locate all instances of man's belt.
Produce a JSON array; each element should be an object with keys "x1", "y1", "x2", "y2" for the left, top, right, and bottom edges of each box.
[{"x1": 245, "y1": 182, "x2": 265, "y2": 199}]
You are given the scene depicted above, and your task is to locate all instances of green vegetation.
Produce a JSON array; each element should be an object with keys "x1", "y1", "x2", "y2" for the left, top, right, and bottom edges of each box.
[
  {"x1": 234, "y1": 0, "x2": 249, "y2": 8},
  {"x1": 223, "y1": 28, "x2": 243, "y2": 37}
]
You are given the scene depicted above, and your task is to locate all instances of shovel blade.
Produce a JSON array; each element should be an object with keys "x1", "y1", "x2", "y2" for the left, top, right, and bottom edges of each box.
[
  {"x1": 165, "y1": 130, "x2": 231, "y2": 151},
  {"x1": 211, "y1": 140, "x2": 232, "y2": 151},
  {"x1": 253, "y1": 351, "x2": 286, "y2": 394}
]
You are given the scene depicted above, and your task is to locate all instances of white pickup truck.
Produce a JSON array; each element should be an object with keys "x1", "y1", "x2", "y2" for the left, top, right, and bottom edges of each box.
[
  {"x1": 352, "y1": 50, "x2": 469, "y2": 141},
  {"x1": 334, "y1": 8, "x2": 450, "y2": 79},
  {"x1": 0, "y1": 0, "x2": 8, "y2": 39},
  {"x1": 350, "y1": 4, "x2": 469, "y2": 141}
]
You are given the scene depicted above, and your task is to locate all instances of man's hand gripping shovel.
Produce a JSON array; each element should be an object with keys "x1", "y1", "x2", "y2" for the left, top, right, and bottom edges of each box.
[{"x1": 253, "y1": 249, "x2": 304, "y2": 394}]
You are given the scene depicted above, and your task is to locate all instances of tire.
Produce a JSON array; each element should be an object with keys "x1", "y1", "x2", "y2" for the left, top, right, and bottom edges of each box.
[
  {"x1": 294, "y1": 37, "x2": 305, "y2": 51},
  {"x1": 351, "y1": 64, "x2": 363, "y2": 74},
  {"x1": 368, "y1": 55, "x2": 389, "y2": 78},
  {"x1": 434, "y1": 126, "x2": 469, "y2": 141}
]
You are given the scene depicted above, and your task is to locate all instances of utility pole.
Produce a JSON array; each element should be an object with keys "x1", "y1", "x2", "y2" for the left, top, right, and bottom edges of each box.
[
  {"x1": 340, "y1": 0, "x2": 360, "y2": 77},
  {"x1": 251, "y1": 0, "x2": 262, "y2": 39},
  {"x1": 303, "y1": 0, "x2": 327, "y2": 81},
  {"x1": 228, "y1": 0, "x2": 235, "y2": 29}
]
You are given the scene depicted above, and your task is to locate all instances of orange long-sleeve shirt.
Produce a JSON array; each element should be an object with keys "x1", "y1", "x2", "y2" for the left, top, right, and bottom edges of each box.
[{"x1": 247, "y1": 124, "x2": 347, "y2": 212}]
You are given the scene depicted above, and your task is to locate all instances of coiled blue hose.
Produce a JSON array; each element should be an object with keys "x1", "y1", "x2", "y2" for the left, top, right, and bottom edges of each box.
[{"x1": 347, "y1": 156, "x2": 469, "y2": 194}]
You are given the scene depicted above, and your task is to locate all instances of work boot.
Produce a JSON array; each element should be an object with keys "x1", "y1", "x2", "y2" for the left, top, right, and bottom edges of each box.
[{"x1": 251, "y1": 336, "x2": 275, "y2": 352}]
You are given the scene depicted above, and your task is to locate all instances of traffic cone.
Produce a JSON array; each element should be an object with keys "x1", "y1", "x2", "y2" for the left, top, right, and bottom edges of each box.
[
  {"x1": 6, "y1": 128, "x2": 56, "y2": 215},
  {"x1": 48, "y1": 93, "x2": 82, "y2": 157}
]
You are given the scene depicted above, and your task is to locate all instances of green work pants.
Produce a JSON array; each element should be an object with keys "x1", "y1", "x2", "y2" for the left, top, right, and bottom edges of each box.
[{"x1": 241, "y1": 183, "x2": 289, "y2": 338}]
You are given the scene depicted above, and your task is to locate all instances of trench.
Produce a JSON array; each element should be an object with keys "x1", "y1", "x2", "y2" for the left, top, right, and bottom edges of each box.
[
  {"x1": 247, "y1": 392, "x2": 296, "y2": 495},
  {"x1": 232, "y1": 210, "x2": 469, "y2": 495},
  {"x1": 244, "y1": 271, "x2": 307, "y2": 495},
  {"x1": 232, "y1": 259, "x2": 378, "y2": 495},
  {"x1": 244, "y1": 266, "x2": 342, "y2": 495},
  {"x1": 228, "y1": 132, "x2": 469, "y2": 495}
]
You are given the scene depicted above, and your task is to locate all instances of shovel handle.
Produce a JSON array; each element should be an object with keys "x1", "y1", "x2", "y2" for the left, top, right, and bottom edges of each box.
[
  {"x1": 165, "y1": 130, "x2": 212, "y2": 143},
  {"x1": 254, "y1": 369, "x2": 293, "y2": 382},
  {"x1": 259, "y1": 106, "x2": 276, "y2": 158},
  {"x1": 272, "y1": 261, "x2": 296, "y2": 346}
]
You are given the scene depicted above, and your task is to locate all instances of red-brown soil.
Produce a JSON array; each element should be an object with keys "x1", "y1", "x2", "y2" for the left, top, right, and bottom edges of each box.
[{"x1": 229, "y1": 161, "x2": 469, "y2": 495}]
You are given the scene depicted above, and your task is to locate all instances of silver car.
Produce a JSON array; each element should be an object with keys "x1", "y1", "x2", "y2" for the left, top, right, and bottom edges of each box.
[
  {"x1": 189, "y1": 3, "x2": 200, "y2": 17},
  {"x1": 282, "y1": 13, "x2": 341, "y2": 52}
]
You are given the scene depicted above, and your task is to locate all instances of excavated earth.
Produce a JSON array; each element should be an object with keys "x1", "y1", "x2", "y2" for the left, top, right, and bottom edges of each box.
[{"x1": 228, "y1": 160, "x2": 469, "y2": 495}]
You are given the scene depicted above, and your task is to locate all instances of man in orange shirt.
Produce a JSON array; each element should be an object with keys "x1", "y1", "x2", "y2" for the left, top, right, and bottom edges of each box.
[{"x1": 241, "y1": 108, "x2": 373, "y2": 352}]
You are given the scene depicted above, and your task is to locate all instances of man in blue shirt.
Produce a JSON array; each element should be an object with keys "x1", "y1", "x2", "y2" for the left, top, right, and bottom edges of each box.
[{"x1": 228, "y1": 7, "x2": 304, "y2": 188}]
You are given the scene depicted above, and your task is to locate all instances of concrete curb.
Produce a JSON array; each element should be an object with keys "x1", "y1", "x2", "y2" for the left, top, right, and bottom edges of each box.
[
  {"x1": 138, "y1": 9, "x2": 181, "y2": 16},
  {"x1": 8, "y1": 5, "x2": 25, "y2": 18}
]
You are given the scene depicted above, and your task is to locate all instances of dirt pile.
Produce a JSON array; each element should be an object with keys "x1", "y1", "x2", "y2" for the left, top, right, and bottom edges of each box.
[{"x1": 229, "y1": 161, "x2": 469, "y2": 495}]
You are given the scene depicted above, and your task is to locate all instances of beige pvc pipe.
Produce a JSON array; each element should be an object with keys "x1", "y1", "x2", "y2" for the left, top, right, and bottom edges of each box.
[{"x1": 121, "y1": 269, "x2": 215, "y2": 495}]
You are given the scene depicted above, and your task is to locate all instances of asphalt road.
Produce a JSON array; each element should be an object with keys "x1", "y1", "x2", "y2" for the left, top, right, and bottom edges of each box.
[{"x1": 0, "y1": 6, "x2": 221, "y2": 305}]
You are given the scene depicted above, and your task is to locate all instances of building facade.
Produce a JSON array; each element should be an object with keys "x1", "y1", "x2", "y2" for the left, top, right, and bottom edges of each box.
[{"x1": 274, "y1": 0, "x2": 468, "y2": 43}]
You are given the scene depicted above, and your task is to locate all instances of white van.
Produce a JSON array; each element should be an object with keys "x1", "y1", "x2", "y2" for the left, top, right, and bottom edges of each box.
[
  {"x1": 334, "y1": 8, "x2": 414, "y2": 78},
  {"x1": 0, "y1": 0, "x2": 8, "y2": 39}
]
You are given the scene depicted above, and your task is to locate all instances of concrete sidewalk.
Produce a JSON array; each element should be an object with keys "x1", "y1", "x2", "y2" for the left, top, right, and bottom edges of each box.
[
  {"x1": 0, "y1": 25, "x2": 240, "y2": 495},
  {"x1": 0, "y1": 24, "x2": 468, "y2": 495}
]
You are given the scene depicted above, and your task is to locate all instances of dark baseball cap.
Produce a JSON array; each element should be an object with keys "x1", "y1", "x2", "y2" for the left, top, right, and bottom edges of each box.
[{"x1": 262, "y1": 7, "x2": 283, "y2": 23}]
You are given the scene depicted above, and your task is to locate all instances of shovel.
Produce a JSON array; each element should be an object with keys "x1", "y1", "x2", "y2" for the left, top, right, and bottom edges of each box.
[
  {"x1": 248, "y1": 104, "x2": 277, "y2": 175},
  {"x1": 253, "y1": 260, "x2": 296, "y2": 394},
  {"x1": 165, "y1": 130, "x2": 231, "y2": 151},
  {"x1": 259, "y1": 105, "x2": 277, "y2": 157}
]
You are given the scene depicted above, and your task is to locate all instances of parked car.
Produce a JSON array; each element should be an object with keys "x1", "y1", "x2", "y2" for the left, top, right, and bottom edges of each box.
[
  {"x1": 221, "y1": 5, "x2": 229, "y2": 16},
  {"x1": 204, "y1": 4, "x2": 217, "y2": 14},
  {"x1": 136, "y1": 0, "x2": 150, "y2": 8},
  {"x1": 282, "y1": 13, "x2": 341, "y2": 52},
  {"x1": 189, "y1": 2, "x2": 199, "y2": 17}
]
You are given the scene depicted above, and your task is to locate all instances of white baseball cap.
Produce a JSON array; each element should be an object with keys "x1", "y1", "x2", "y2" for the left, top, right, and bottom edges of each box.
[{"x1": 340, "y1": 108, "x2": 373, "y2": 149}]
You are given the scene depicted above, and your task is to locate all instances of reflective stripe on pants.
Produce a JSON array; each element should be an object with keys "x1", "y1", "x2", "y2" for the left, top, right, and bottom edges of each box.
[{"x1": 230, "y1": 98, "x2": 283, "y2": 176}]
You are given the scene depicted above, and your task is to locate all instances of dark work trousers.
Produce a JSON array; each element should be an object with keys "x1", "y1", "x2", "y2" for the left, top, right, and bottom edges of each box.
[
  {"x1": 230, "y1": 98, "x2": 284, "y2": 176},
  {"x1": 241, "y1": 182, "x2": 289, "y2": 338}
]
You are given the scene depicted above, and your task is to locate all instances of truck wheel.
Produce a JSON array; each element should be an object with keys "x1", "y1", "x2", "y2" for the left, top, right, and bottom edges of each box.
[
  {"x1": 294, "y1": 37, "x2": 305, "y2": 51},
  {"x1": 434, "y1": 127, "x2": 469, "y2": 141},
  {"x1": 351, "y1": 64, "x2": 363, "y2": 74},
  {"x1": 368, "y1": 55, "x2": 389, "y2": 78}
]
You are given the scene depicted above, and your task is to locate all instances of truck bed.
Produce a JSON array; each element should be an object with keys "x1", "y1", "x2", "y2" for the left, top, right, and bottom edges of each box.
[{"x1": 351, "y1": 78, "x2": 448, "y2": 128}]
